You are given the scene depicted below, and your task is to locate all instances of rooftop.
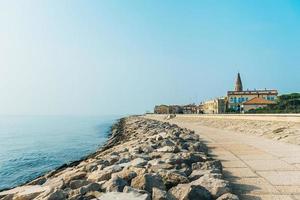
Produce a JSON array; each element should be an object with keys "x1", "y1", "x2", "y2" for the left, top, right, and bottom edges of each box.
[{"x1": 243, "y1": 97, "x2": 277, "y2": 105}]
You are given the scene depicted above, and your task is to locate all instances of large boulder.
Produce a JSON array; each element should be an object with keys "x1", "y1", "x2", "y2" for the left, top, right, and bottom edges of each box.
[
  {"x1": 159, "y1": 170, "x2": 189, "y2": 189},
  {"x1": 168, "y1": 183, "x2": 212, "y2": 200},
  {"x1": 131, "y1": 158, "x2": 148, "y2": 167},
  {"x1": 152, "y1": 187, "x2": 172, "y2": 200},
  {"x1": 123, "y1": 186, "x2": 150, "y2": 200},
  {"x1": 98, "y1": 192, "x2": 149, "y2": 200},
  {"x1": 131, "y1": 173, "x2": 166, "y2": 193},
  {"x1": 46, "y1": 189, "x2": 68, "y2": 200},
  {"x1": 216, "y1": 193, "x2": 239, "y2": 200},
  {"x1": 69, "y1": 180, "x2": 89, "y2": 189},
  {"x1": 104, "y1": 175, "x2": 128, "y2": 192},
  {"x1": 87, "y1": 165, "x2": 123, "y2": 182},
  {"x1": 191, "y1": 176, "x2": 231, "y2": 198}
]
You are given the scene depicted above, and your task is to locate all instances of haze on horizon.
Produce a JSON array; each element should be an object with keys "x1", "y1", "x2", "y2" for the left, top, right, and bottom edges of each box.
[{"x1": 0, "y1": 0, "x2": 299, "y2": 115}]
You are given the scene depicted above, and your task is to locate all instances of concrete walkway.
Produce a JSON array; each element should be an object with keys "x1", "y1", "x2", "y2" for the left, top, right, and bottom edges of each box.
[{"x1": 145, "y1": 115, "x2": 300, "y2": 200}]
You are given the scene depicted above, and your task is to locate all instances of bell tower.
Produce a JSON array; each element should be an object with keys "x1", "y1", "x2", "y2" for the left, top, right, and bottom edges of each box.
[{"x1": 235, "y1": 73, "x2": 243, "y2": 91}]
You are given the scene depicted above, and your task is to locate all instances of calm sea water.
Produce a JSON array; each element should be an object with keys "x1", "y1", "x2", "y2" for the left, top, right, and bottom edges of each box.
[{"x1": 0, "y1": 115, "x2": 119, "y2": 190}]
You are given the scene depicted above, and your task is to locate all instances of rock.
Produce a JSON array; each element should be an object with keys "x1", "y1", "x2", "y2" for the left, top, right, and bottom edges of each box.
[
  {"x1": 161, "y1": 139, "x2": 175, "y2": 146},
  {"x1": 13, "y1": 186, "x2": 48, "y2": 200},
  {"x1": 168, "y1": 183, "x2": 212, "y2": 200},
  {"x1": 114, "y1": 168, "x2": 137, "y2": 182},
  {"x1": 79, "y1": 182, "x2": 102, "y2": 194},
  {"x1": 98, "y1": 192, "x2": 149, "y2": 200},
  {"x1": 216, "y1": 193, "x2": 239, "y2": 200},
  {"x1": 108, "y1": 155, "x2": 120, "y2": 165},
  {"x1": 150, "y1": 163, "x2": 174, "y2": 172},
  {"x1": 181, "y1": 152, "x2": 207, "y2": 166},
  {"x1": 123, "y1": 186, "x2": 150, "y2": 200},
  {"x1": 84, "y1": 191, "x2": 102, "y2": 199},
  {"x1": 69, "y1": 180, "x2": 89, "y2": 189},
  {"x1": 160, "y1": 171, "x2": 189, "y2": 189},
  {"x1": 156, "y1": 146, "x2": 179, "y2": 153},
  {"x1": 27, "y1": 176, "x2": 47, "y2": 185},
  {"x1": 161, "y1": 153, "x2": 183, "y2": 165},
  {"x1": 84, "y1": 162, "x2": 99, "y2": 172},
  {"x1": 64, "y1": 171, "x2": 87, "y2": 183},
  {"x1": 131, "y1": 173, "x2": 166, "y2": 193},
  {"x1": 131, "y1": 158, "x2": 148, "y2": 167},
  {"x1": 191, "y1": 176, "x2": 231, "y2": 198},
  {"x1": 47, "y1": 189, "x2": 68, "y2": 200},
  {"x1": 152, "y1": 187, "x2": 171, "y2": 200},
  {"x1": 192, "y1": 160, "x2": 223, "y2": 173},
  {"x1": 104, "y1": 175, "x2": 128, "y2": 192},
  {"x1": 0, "y1": 194, "x2": 13, "y2": 200},
  {"x1": 87, "y1": 165, "x2": 123, "y2": 182}
]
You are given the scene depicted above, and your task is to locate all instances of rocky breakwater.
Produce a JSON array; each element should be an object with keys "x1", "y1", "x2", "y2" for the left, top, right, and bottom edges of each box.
[{"x1": 0, "y1": 116, "x2": 238, "y2": 200}]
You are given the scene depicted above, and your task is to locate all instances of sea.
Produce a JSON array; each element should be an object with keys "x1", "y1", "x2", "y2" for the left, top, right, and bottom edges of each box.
[{"x1": 0, "y1": 115, "x2": 120, "y2": 190}]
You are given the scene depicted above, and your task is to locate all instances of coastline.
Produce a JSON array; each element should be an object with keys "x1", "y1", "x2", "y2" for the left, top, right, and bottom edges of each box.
[
  {"x1": 0, "y1": 118, "x2": 124, "y2": 193},
  {"x1": 0, "y1": 116, "x2": 238, "y2": 200}
]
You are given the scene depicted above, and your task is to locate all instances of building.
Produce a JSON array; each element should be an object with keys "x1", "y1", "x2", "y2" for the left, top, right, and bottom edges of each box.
[
  {"x1": 182, "y1": 104, "x2": 198, "y2": 114},
  {"x1": 169, "y1": 105, "x2": 183, "y2": 114},
  {"x1": 154, "y1": 105, "x2": 169, "y2": 114},
  {"x1": 241, "y1": 97, "x2": 276, "y2": 113},
  {"x1": 154, "y1": 104, "x2": 198, "y2": 114},
  {"x1": 227, "y1": 73, "x2": 278, "y2": 111},
  {"x1": 201, "y1": 98, "x2": 226, "y2": 114}
]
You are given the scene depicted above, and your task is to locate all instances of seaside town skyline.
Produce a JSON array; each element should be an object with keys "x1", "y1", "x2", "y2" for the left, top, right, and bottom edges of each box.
[{"x1": 154, "y1": 72, "x2": 279, "y2": 114}]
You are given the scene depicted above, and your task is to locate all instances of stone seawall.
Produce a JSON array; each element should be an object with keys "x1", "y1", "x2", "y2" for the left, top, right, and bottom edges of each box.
[{"x1": 0, "y1": 116, "x2": 238, "y2": 200}]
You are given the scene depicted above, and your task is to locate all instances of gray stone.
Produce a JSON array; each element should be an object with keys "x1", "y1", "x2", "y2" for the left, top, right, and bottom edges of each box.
[
  {"x1": 152, "y1": 187, "x2": 171, "y2": 200},
  {"x1": 123, "y1": 186, "x2": 150, "y2": 200},
  {"x1": 156, "y1": 146, "x2": 179, "y2": 153},
  {"x1": 131, "y1": 173, "x2": 166, "y2": 193},
  {"x1": 191, "y1": 176, "x2": 231, "y2": 198},
  {"x1": 47, "y1": 189, "x2": 67, "y2": 200},
  {"x1": 104, "y1": 175, "x2": 128, "y2": 192},
  {"x1": 131, "y1": 158, "x2": 148, "y2": 167},
  {"x1": 98, "y1": 192, "x2": 150, "y2": 200},
  {"x1": 216, "y1": 193, "x2": 239, "y2": 200},
  {"x1": 69, "y1": 180, "x2": 89, "y2": 189},
  {"x1": 168, "y1": 183, "x2": 212, "y2": 200}
]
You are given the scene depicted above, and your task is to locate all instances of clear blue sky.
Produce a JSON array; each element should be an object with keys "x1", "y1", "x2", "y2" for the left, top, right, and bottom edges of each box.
[{"x1": 0, "y1": 0, "x2": 299, "y2": 115}]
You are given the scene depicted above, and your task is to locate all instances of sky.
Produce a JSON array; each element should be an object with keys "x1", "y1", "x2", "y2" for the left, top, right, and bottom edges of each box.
[{"x1": 0, "y1": 0, "x2": 299, "y2": 115}]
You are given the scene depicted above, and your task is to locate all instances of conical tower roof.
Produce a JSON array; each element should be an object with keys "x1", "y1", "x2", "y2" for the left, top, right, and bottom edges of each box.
[{"x1": 235, "y1": 73, "x2": 243, "y2": 91}]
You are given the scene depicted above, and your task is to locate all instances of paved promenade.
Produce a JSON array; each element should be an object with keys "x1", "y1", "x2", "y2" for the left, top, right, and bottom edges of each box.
[{"x1": 145, "y1": 114, "x2": 300, "y2": 200}]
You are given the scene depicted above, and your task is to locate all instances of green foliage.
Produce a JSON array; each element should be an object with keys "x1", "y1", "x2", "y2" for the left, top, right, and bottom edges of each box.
[{"x1": 246, "y1": 93, "x2": 300, "y2": 113}]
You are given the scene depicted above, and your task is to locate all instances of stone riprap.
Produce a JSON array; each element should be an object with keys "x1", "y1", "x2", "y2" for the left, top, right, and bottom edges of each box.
[{"x1": 0, "y1": 117, "x2": 238, "y2": 200}]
